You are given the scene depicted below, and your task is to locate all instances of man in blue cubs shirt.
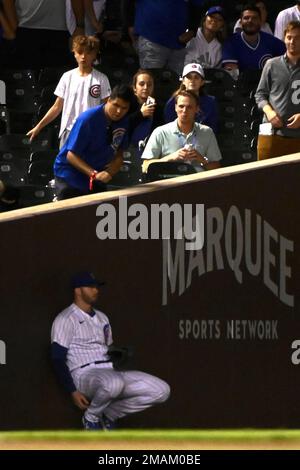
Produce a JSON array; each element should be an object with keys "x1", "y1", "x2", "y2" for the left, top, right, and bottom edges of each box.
[
  {"x1": 222, "y1": 4, "x2": 285, "y2": 73},
  {"x1": 54, "y1": 84, "x2": 134, "y2": 200}
]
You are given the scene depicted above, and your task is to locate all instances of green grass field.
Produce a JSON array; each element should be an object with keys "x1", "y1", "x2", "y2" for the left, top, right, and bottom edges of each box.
[{"x1": 1, "y1": 429, "x2": 300, "y2": 450}]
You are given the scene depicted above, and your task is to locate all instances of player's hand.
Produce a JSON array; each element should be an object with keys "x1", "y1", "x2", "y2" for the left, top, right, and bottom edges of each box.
[
  {"x1": 71, "y1": 391, "x2": 90, "y2": 410},
  {"x1": 95, "y1": 171, "x2": 112, "y2": 183},
  {"x1": 287, "y1": 113, "x2": 300, "y2": 129}
]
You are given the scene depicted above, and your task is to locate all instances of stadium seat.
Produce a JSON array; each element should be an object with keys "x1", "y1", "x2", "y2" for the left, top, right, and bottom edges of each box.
[
  {"x1": 18, "y1": 184, "x2": 56, "y2": 207},
  {"x1": 0, "y1": 148, "x2": 31, "y2": 162},
  {"x1": 0, "y1": 132, "x2": 53, "y2": 153},
  {"x1": 29, "y1": 149, "x2": 57, "y2": 163},
  {"x1": 0, "y1": 159, "x2": 28, "y2": 186},
  {"x1": 34, "y1": 102, "x2": 61, "y2": 130},
  {"x1": 0, "y1": 133, "x2": 31, "y2": 151},
  {"x1": 39, "y1": 85, "x2": 56, "y2": 104},
  {"x1": 0, "y1": 80, "x2": 5, "y2": 105},
  {"x1": 99, "y1": 65, "x2": 132, "y2": 89},
  {"x1": 0, "y1": 69, "x2": 37, "y2": 88},
  {"x1": 37, "y1": 66, "x2": 69, "y2": 87},
  {"x1": 145, "y1": 161, "x2": 196, "y2": 182},
  {"x1": 28, "y1": 160, "x2": 54, "y2": 186},
  {"x1": 5, "y1": 85, "x2": 38, "y2": 114},
  {"x1": 219, "y1": 103, "x2": 236, "y2": 118},
  {"x1": 237, "y1": 69, "x2": 262, "y2": 96},
  {"x1": 150, "y1": 69, "x2": 179, "y2": 105},
  {"x1": 107, "y1": 161, "x2": 140, "y2": 190},
  {"x1": 204, "y1": 68, "x2": 237, "y2": 102},
  {"x1": 0, "y1": 105, "x2": 10, "y2": 135}
]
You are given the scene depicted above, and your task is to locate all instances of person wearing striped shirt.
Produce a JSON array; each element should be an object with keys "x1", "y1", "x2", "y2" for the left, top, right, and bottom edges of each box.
[{"x1": 51, "y1": 271, "x2": 170, "y2": 430}]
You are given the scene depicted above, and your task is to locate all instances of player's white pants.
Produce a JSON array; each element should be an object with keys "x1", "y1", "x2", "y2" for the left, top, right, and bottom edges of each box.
[{"x1": 72, "y1": 366, "x2": 170, "y2": 423}]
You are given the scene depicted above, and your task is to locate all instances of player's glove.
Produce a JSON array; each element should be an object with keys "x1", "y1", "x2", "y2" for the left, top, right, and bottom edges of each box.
[{"x1": 107, "y1": 345, "x2": 133, "y2": 369}]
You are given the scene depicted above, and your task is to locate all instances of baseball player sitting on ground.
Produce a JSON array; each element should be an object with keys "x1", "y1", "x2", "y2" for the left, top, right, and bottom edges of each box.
[{"x1": 51, "y1": 271, "x2": 170, "y2": 430}]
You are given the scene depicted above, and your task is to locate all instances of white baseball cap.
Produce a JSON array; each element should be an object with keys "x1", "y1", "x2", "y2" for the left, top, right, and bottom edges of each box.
[{"x1": 181, "y1": 63, "x2": 205, "y2": 79}]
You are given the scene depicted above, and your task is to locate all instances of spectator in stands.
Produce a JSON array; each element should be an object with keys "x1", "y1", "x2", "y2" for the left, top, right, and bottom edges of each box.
[
  {"x1": 0, "y1": 179, "x2": 20, "y2": 212},
  {"x1": 142, "y1": 89, "x2": 221, "y2": 174},
  {"x1": 275, "y1": 2, "x2": 300, "y2": 41},
  {"x1": 234, "y1": 1, "x2": 272, "y2": 35},
  {"x1": 66, "y1": 0, "x2": 106, "y2": 36},
  {"x1": 127, "y1": 69, "x2": 163, "y2": 164},
  {"x1": 3, "y1": 0, "x2": 85, "y2": 68},
  {"x1": 164, "y1": 63, "x2": 218, "y2": 133},
  {"x1": 0, "y1": 0, "x2": 16, "y2": 64},
  {"x1": 184, "y1": 6, "x2": 226, "y2": 69},
  {"x1": 0, "y1": 1, "x2": 15, "y2": 40},
  {"x1": 123, "y1": 0, "x2": 204, "y2": 75},
  {"x1": 255, "y1": 21, "x2": 300, "y2": 160},
  {"x1": 222, "y1": 4, "x2": 285, "y2": 74},
  {"x1": 100, "y1": 0, "x2": 124, "y2": 44},
  {"x1": 54, "y1": 84, "x2": 134, "y2": 200},
  {"x1": 27, "y1": 35, "x2": 111, "y2": 149}
]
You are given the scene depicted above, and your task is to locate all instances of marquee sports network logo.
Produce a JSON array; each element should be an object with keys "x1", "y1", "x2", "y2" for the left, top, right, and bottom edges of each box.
[
  {"x1": 95, "y1": 198, "x2": 294, "y2": 308},
  {"x1": 162, "y1": 206, "x2": 294, "y2": 306}
]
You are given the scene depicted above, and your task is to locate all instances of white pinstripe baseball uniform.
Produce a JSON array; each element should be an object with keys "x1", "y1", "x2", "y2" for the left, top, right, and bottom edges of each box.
[{"x1": 51, "y1": 303, "x2": 170, "y2": 425}]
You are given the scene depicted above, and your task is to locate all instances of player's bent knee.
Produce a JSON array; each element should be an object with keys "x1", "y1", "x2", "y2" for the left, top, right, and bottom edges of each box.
[
  {"x1": 159, "y1": 381, "x2": 171, "y2": 403},
  {"x1": 151, "y1": 379, "x2": 171, "y2": 404}
]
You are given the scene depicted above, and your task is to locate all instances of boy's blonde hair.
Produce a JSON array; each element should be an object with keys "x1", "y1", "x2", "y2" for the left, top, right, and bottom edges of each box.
[{"x1": 72, "y1": 35, "x2": 100, "y2": 54}]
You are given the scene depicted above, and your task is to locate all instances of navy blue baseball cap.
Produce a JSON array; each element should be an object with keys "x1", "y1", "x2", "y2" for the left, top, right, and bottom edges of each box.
[
  {"x1": 71, "y1": 271, "x2": 105, "y2": 289},
  {"x1": 205, "y1": 6, "x2": 225, "y2": 19}
]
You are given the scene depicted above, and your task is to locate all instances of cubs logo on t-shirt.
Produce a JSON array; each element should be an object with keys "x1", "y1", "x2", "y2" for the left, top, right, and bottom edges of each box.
[
  {"x1": 111, "y1": 128, "x2": 126, "y2": 151},
  {"x1": 259, "y1": 54, "x2": 273, "y2": 70},
  {"x1": 89, "y1": 84, "x2": 101, "y2": 98}
]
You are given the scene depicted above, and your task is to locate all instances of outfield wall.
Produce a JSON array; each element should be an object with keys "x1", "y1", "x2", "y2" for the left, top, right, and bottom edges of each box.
[{"x1": 0, "y1": 155, "x2": 300, "y2": 430}]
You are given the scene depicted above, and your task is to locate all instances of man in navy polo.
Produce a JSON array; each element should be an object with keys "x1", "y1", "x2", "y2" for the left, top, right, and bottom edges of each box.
[{"x1": 54, "y1": 84, "x2": 135, "y2": 200}]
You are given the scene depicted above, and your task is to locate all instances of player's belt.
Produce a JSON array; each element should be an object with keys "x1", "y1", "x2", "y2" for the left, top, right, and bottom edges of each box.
[{"x1": 80, "y1": 360, "x2": 111, "y2": 369}]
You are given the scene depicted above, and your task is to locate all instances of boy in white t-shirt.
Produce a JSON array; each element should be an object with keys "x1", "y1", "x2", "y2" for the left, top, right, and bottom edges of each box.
[{"x1": 27, "y1": 34, "x2": 111, "y2": 148}]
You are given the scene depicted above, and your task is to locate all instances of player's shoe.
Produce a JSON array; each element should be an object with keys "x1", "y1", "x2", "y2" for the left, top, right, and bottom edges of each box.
[
  {"x1": 82, "y1": 416, "x2": 102, "y2": 430},
  {"x1": 101, "y1": 414, "x2": 116, "y2": 431}
]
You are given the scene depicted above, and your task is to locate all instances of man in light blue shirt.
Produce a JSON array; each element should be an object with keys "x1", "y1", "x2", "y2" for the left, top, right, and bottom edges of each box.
[{"x1": 142, "y1": 90, "x2": 221, "y2": 173}]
